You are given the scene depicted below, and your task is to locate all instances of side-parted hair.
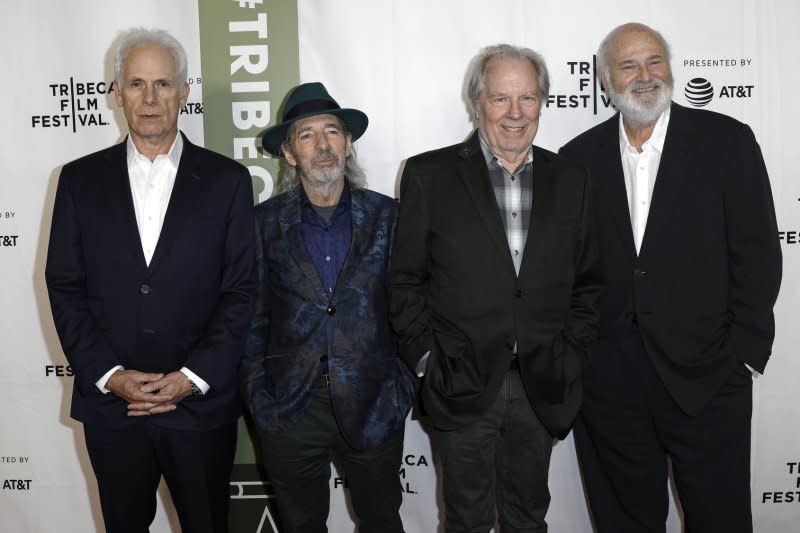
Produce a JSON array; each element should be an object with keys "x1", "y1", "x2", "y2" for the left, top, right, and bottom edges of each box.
[
  {"x1": 465, "y1": 43, "x2": 550, "y2": 117},
  {"x1": 596, "y1": 22, "x2": 671, "y2": 82},
  {"x1": 113, "y1": 28, "x2": 188, "y2": 86}
]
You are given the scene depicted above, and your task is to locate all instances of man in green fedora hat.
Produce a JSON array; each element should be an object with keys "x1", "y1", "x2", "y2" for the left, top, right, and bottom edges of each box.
[{"x1": 240, "y1": 82, "x2": 415, "y2": 533}]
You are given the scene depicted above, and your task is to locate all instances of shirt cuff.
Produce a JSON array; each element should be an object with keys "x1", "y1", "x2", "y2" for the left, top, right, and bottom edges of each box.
[
  {"x1": 95, "y1": 365, "x2": 124, "y2": 394},
  {"x1": 180, "y1": 367, "x2": 210, "y2": 395},
  {"x1": 415, "y1": 351, "x2": 431, "y2": 377}
]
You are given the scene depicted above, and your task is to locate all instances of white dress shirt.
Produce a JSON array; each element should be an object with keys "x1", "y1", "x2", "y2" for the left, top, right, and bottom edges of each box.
[
  {"x1": 96, "y1": 134, "x2": 209, "y2": 394},
  {"x1": 619, "y1": 107, "x2": 670, "y2": 254}
]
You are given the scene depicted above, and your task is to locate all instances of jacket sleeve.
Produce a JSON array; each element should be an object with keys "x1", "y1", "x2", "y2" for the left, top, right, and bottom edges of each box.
[
  {"x1": 181, "y1": 167, "x2": 257, "y2": 393},
  {"x1": 239, "y1": 212, "x2": 269, "y2": 414},
  {"x1": 389, "y1": 158, "x2": 434, "y2": 371},
  {"x1": 45, "y1": 166, "x2": 121, "y2": 395},
  {"x1": 723, "y1": 124, "x2": 781, "y2": 372}
]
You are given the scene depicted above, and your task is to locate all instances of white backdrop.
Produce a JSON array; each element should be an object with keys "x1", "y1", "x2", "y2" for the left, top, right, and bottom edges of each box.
[{"x1": 1, "y1": 1, "x2": 798, "y2": 531}]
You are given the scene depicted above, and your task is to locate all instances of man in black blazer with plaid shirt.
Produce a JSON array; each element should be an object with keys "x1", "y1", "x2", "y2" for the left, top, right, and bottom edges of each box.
[{"x1": 390, "y1": 44, "x2": 601, "y2": 532}]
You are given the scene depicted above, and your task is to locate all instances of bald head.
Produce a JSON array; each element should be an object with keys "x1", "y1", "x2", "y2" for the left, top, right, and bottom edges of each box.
[{"x1": 597, "y1": 23, "x2": 671, "y2": 83}]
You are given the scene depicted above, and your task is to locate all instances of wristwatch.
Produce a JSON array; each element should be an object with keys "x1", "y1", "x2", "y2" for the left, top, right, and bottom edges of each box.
[{"x1": 188, "y1": 379, "x2": 203, "y2": 397}]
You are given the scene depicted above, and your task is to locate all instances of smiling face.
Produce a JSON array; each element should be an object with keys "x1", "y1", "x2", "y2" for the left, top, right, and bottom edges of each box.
[
  {"x1": 283, "y1": 113, "x2": 352, "y2": 189},
  {"x1": 477, "y1": 56, "x2": 542, "y2": 168},
  {"x1": 114, "y1": 42, "x2": 189, "y2": 156},
  {"x1": 602, "y1": 25, "x2": 673, "y2": 127}
]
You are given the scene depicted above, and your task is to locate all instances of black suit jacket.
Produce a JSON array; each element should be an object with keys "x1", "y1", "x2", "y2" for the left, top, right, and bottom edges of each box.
[
  {"x1": 390, "y1": 131, "x2": 601, "y2": 438},
  {"x1": 560, "y1": 103, "x2": 781, "y2": 414},
  {"x1": 46, "y1": 134, "x2": 256, "y2": 431}
]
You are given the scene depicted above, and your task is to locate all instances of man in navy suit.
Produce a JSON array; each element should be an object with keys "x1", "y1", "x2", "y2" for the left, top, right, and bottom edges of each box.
[
  {"x1": 240, "y1": 82, "x2": 415, "y2": 533},
  {"x1": 560, "y1": 23, "x2": 781, "y2": 532},
  {"x1": 45, "y1": 28, "x2": 256, "y2": 533}
]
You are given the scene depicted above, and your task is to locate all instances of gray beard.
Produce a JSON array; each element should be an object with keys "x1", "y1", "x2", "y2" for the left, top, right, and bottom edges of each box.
[{"x1": 609, "y1": 80, "x2": 673, "y2": 128}]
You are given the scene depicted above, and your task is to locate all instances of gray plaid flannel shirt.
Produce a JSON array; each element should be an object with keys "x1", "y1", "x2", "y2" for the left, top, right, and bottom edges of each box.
[{"x1": 479, "y1": 136, "x2": 533, "y2": 275}]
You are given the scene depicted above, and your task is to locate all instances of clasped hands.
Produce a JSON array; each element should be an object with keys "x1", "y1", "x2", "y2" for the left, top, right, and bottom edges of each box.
[{"x1": 106, "y1": 369, "x2": 193, "y2": 417}]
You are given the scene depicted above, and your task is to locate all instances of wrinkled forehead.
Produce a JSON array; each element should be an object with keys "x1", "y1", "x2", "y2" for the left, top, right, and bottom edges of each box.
[
  {"x1": 610, "y1": 27, "x2": 668, "y2": 62},
  {"x1": 122, "y1": 43, "x2": 181, "y2": 78}
]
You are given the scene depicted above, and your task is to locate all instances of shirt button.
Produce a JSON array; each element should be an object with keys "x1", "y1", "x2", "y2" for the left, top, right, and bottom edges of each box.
[{"x1": 140, "y1": 284, "x2": 151, "y2": 295}]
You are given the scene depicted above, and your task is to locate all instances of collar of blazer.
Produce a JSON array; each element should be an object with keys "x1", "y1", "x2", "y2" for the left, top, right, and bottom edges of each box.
[
  {"x1": 277, "y1": 183, "x2": 375, "y2": 301},
  {"x1": 454, "y1": 129, "x2": 564, "y2": 279},
  {"x1": 102, "y1": 132, "x2": 205, "y2": 273},
  {"x1": 596, "y1": 101, "x2": 692, "y2": 259}
]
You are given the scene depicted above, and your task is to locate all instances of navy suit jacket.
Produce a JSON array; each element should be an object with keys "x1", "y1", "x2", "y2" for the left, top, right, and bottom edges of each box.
[
  {"x1": 241, "y1": 185, "x2": 415, "y2": 451},
  {"x1": 46, "y1": 134, "x2": 256, "y2": 431},
  {"x1": 560, "y1": 103, "x2": 781, "y2": 414},
  {"x1": 390, "y1": 131, "x2": 602, "y2": 439}
]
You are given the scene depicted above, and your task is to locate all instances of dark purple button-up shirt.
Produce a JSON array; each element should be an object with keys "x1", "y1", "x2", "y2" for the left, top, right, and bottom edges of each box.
[{"x1": 300, "y1": 185, "x2": 352, "y2": 298}]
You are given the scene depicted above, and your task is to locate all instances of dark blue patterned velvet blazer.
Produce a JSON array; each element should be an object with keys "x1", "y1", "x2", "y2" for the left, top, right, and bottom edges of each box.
[{"x1": 240, "y1": 184, "x2": 415, "y2": 450}]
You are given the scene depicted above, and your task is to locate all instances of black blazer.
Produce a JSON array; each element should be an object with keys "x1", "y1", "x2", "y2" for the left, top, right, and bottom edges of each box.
[
  {"x1": 560, "y1": 103, "x2": 781, "y2": 414},
  {"x1": 46, "y1": 134, "x2": 256, "y2": 431},
  {"x1": 390, "y1": 131, "x2": 602, "y2": 439}
]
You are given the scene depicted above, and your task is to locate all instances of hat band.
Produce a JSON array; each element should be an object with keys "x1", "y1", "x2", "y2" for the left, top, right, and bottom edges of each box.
[{"x1": 283, "y1": 99, "x2": 341, "y2": 121}]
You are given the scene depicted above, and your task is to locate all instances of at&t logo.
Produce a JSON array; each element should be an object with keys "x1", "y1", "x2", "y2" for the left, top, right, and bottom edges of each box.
[{"x1": 684, "y1": 77, "x2": 755, "y2": 108}]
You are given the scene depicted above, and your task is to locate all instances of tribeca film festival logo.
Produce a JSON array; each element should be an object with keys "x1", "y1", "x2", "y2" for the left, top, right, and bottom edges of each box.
[
  {"x1": 31, "y1": 78, "x2": 204, "y2": 132},
  {"x1": 682, "y1": 57, "x2": 755, "y2": 108},
  {"x1": 761, "y1": 462, "x2": 800, "y2": 504},
  {"x1": 546, "y1": 56, "x2": 613, "y2": 115},
  {"x1": 2, "y1": 455, "x2": 32, "y2": 492},
  {"x1": 333, "y1": 453, "x2": 430, "y2": 495}
]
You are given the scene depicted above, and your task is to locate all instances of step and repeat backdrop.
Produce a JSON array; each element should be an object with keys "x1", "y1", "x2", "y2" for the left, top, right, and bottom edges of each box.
[{"x1": 1, "y1": 1, "x2": 798, "y2": 531}]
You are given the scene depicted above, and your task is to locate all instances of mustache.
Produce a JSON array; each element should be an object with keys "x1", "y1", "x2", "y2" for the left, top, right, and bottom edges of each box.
[
  {"x1": 627, "y1": 79, "x2": 665, "y2": 93},
  {"x1": 312, "y1": 149, "x2": 339, "y2": 165}
]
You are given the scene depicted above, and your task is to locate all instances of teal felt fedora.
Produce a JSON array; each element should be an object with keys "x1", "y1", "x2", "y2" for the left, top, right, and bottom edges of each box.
[{"x1": 261, "y1": 82, "x2": 368, "y2": 157}]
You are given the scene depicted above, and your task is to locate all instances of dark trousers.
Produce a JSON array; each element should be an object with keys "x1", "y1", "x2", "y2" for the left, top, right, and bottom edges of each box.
[
  {"x1": 83, "y1": 420, "x2": 237, "y2": 533},
  {"x1": 258, "y1": 388, "x2": 405, "y2": 533},
  {"x1": 575, "y1": 327, "x2": 753, "y2": 533},
  {"x1": 436, "y1": 368, "x2": 554, "y2": 533}
]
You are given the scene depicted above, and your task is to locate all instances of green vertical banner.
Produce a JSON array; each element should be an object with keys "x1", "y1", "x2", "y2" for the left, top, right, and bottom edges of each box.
[{"x1": 198, "y1": 1, "x2": 298, "y2": 531}]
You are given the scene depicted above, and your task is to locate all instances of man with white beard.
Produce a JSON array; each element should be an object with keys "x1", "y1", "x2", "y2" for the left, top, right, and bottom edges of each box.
[{"x1": 560, "y1": 23, "x2": 781, "y2": 533}]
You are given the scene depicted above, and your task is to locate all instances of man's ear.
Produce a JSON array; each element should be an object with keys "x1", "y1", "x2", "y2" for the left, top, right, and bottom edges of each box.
[
  {"x1": 283, "y1": 142, "x2": 297, "y2": 166},
  {"x1": 179, "y1": 82, "x2": 190, "y2": 106},
  {"x1": 598, "y1": 71, "x2": 609, "y2": 93},
  {"x1": 113, "y1": 80, "x2": 123, "y2": 107}
]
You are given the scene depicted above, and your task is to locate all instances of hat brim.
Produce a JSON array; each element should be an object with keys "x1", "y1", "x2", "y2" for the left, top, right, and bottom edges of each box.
[{"x1": 261, "y1": 108, "x2": 368, "y2": 157}]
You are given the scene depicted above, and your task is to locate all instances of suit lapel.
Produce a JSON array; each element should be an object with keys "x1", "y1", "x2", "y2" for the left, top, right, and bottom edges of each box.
[
  {"x1": 335, "y1": 187, "x2": 368, "y2": 296},
  {"x1": 103, "y1": 140, "x2": 147, "y2": 267},
  {"x1": 638, "y1": 103, "x2": 691, "y2": 257},
  {"x1": 146, "y1": 134, "x2": 200, "y2": 274},
  {"x1": 518, "y1": 147, "x2": 555, "y2": 275},
  {"x1": 596, "y1": 115, "x2": 638, "y2": 260},
  {"x1": 457, "y1": 132, "x2": 517, "y2": 277},
  {"x1": 279, "y1": 186, "x2": 328, "y2": 300}
]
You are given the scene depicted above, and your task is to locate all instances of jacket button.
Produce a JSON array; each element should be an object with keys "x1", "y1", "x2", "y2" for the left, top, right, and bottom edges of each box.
[
  {"x1": 139, "y1": 283, "x2": 151, "y2": 295},
  {"x1": 514, "y1": 289, "x2": 522, "y2": 298},
  {"x1": 633, "y1": 268, "x2": 647, "y2": 276},
  {"x1": 504, "y1": 342, "x2": 513, "y2": 351},
  {"x1": 320, "y1": 354, "x2": 328, "y2": 362},
  {"x1": 327, "y1": 306, "x2": 336, "y2": 315}
]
